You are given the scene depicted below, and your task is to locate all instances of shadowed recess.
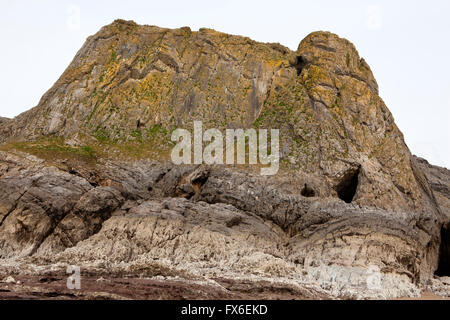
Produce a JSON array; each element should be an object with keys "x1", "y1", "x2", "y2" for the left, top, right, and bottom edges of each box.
[
  {"x1": 435, "y1": 223, "x2": 450, "y2": 277},
  {"x1": 301, "y1": 183, "x2": 315, "y2": 197},
  {"x1": 294, "y1": 56, "x2": 307, "y2": 76},
  {"x1": 336, "y1": 167, "x2": 360, "y2": 203}
]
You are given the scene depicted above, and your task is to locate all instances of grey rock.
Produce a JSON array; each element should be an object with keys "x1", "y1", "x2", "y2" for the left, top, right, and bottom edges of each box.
[
  {"x1": 0, "y1": 151, "x2": 447, "y2": 298},
  {"x1": 0, "y1": 21, "x2": 448, "y2": 299}
]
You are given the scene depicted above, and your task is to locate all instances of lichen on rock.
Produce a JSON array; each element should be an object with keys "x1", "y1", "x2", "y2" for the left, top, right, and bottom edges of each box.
[{"x1": 0, "y1": 20, "x2": 448, "y2": 299}]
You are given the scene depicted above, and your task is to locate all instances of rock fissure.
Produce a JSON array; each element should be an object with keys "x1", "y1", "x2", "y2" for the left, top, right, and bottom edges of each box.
[{"x1": 0, "y1": 189, "x2": 28, "y2": 228}]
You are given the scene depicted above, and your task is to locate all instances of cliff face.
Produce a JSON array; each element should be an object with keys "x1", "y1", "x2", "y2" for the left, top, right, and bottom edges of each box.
[
  {"x1": 0, "y1": 20, "x2": 448, "y2": 299},
  {"x1": 0, "y1": 20, "x2": 441, "y2": 215},
  {"x1": 416, "y1": 157, "x2": 450, "y2": 283}
]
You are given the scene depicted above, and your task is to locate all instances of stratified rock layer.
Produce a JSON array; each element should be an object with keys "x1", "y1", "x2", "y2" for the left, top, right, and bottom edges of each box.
[
  {"x1": 0, "y1": 149, "x2": 447, "y2": 299},
  {"x1": 0, "y1": 20, "x2": 448, "y2": 299},
  {"x1": 0, "y1": 21, "x2": 441, "y2": 216}
]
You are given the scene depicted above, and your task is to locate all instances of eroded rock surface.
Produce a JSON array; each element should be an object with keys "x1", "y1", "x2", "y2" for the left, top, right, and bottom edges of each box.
[
  {"x1": 0, "y1": 149, "x2": 447, "y2": 299},
  {"x1": 0, "y1": 21, "x2": 441, "y2": 216},
  {"x1": 416, "y1": 156, "x2": 450, "y2": 219},
  {"x1": 0, "y1": 21, "x2": 448, "y2": 299},
  {"x1": 416, "y1": 156, "x2": 450, "y2": 291}
]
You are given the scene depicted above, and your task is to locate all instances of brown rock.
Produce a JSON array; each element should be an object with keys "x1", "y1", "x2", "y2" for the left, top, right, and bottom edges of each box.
[{"x1": 0, "y1": 21, "x2": 448, "y2": 299}]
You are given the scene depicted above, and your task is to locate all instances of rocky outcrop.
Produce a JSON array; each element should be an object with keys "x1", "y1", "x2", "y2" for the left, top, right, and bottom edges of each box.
[
  {"x1": 0, "y1": 22, "x2": 438, "y2": 218},
  {"x1": 0, "y1": 151, "x2": 123, "y2": 259},
  {"x1": 0, "y1": 149, "x2": 446, "y2": 299},
  {"x1": 415, "y1": 156, "x2": 450, "y2": 219},
  {"x1": 415, "y1": 156, "x2": 450, "y2": 290},
  {"x1": 0, "y1": 20, "x2": 448, "y2": 299}
]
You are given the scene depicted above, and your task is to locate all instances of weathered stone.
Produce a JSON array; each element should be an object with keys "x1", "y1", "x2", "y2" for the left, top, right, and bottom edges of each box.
[{"x1": 0, "y1": 21, "x2": 448, "y2": 299}]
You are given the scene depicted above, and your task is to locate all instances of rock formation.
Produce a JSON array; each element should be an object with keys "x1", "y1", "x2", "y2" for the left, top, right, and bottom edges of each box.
[{"x1": 0, "y1": 20, "x2": 448, "y2": 299}]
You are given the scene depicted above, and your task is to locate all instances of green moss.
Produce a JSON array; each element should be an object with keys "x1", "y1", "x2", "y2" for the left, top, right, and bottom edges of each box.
[
  {"x1": 130, "y1": 129, "x2": 143, "y2": 142},
  {"x1": 110, "y1": 50, "x2": 118, "y2": 64},
  {"x1": 253, "y1": 115, "x2": 265, "y2": 128},
  {"x1": 146, "y1": 123, "x2": 168, "y2": 137},
  {"x1": 86, "y1": 104, "x2": 99, "y2": 123},
  {"x1": 94, "y1": 127, "x2": 110, "y2": 142},
  {"x1": 1, "y1": 138, "x2": 97, "y2": 164}
]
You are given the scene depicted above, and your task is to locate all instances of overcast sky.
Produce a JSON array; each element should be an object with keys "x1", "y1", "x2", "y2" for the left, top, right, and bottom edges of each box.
[{"x1": 0, "y1": 0, "x2": 449, "y2": 168}]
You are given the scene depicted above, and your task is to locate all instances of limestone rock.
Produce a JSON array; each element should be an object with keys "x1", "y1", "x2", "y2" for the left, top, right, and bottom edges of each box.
[
  {"x1": 0, "y1": 21, "x2": 439, "y2": 218},
  {"x1": 415, "y1": 156, "x2": 450, "y2": 220},
  {"x1": 0, "y1": 20, "x2": 448, "y2": 299},
  {"x1": 415, "y1": 156, "x2": 450, "y2": 282},
  {"x1": 0, "y1": 153, "x2": 444, "y2": 298}
]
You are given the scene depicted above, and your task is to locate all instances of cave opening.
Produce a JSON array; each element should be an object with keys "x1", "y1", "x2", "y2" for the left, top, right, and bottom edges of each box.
[
  {"x1": 435, "y1": 223, "x2": 450, "y2": 277},
  {"x1": 301, "y1": 184, "x2": 315, "y2": 197},
  {"x1": 336, "y1": 167, "x2": 360, "y2": 203},
  {"x1": 294, "y1": 56, "x2": 307, "y2": 76}
]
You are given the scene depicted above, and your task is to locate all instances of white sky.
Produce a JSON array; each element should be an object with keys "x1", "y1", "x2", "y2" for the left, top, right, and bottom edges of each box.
[{"x1": 0, "y1": 0, "x2": 449, "y2": 168}]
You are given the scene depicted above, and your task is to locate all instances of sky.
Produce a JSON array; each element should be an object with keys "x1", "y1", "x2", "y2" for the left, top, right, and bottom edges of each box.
[{"x1": 0, "y1": 0, "x2": 449, "y2": 168}]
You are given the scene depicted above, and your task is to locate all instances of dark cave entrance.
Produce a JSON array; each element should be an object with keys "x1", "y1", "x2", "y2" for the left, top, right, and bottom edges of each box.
[
  {"x1": 336, "y1": 167, "x2": 360, "y2": 203},
  {"x1": 294, "y1": 56, "x2": 307, "y2": 76},
  {"x1": 435, "y1": 223, "x2": 450, "y2": 277},
  {"x1": 301, "y1": 184, "x2": 315, "y2": 197}
]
